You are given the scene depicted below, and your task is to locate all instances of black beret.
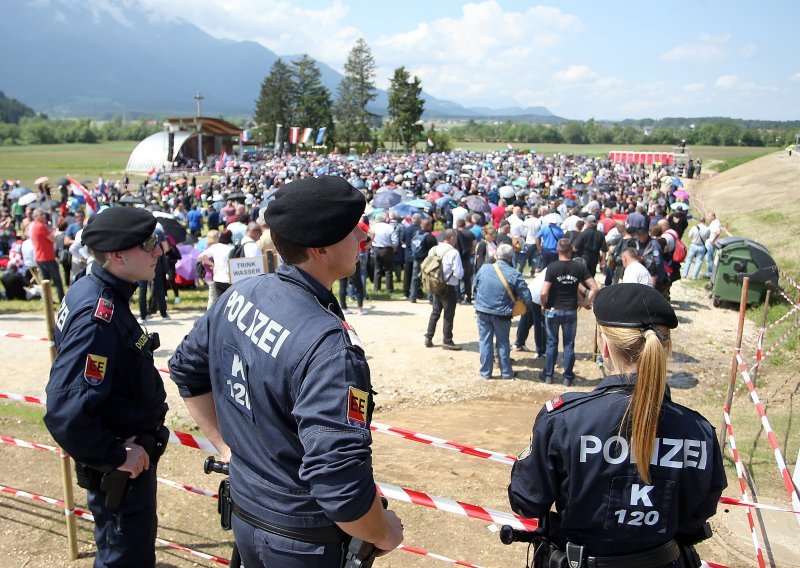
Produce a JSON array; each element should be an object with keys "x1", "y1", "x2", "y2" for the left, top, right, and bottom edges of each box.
[
  {"x1": 593, "y1": 283, "x2": 678, "y2": 329},
  {"x1": 82, "y1": 207, "x2": 157, "y2": 252},
  {"x1": 264, "y1": 176, "x2": 365, "y2": 247}
]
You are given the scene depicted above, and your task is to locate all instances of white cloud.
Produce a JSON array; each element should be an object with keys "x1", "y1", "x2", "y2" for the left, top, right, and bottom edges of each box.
[
  {"x1": 683, "y1": 82, "x2": 705, "y2": 92},
  {"x1": 661, "y1": 34, "x2": 730, "y2": 63},
  {"x1": 740, "y1": 43, "x2": 757, "y2": 58},
  {"x1": 127, "y1": 0, "x2": 361, "y2": 67},
  {"x1": 715, "y1": 75, "x2": 739, "y2": 89},
  {"x1": 790, "y1": 72, "x2": 800, "y2": 83},
  {"x1": 553, "y1": 65, "x2": 597, "y2": 84},
  {"x1": 372, "y1": 2, "x2": 584, "y2": 105}
]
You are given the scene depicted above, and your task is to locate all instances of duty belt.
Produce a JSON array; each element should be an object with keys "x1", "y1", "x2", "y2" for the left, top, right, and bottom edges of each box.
[
  {"x1": 231, "y1": 501, "x2": 346, "y2": 545},
  {"x1": 580, "y1": 539, "x2": 680, "y2": 568}
]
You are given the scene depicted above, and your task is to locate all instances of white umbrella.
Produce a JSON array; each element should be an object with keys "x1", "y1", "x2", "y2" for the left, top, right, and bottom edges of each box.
[
  {"x1": 498, "y1": 185, "x2": 516, "y2": 199},
  {"x1": 17, "y1": 193, "x2": 38, "y2": 206}
]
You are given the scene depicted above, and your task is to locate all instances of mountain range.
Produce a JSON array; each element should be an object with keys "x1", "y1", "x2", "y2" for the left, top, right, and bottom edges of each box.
[{"x1": 3, "y1": 2, "x2": 557, "y2": 122}]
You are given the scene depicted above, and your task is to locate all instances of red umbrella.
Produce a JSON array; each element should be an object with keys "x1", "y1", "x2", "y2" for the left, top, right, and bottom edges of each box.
[{"x1": 424, "y1": 191, "x2": 443, "y2": 203}]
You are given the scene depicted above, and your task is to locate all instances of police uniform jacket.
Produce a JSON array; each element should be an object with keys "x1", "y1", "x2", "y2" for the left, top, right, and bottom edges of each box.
[
  {"x1": 509, "y1": 374, "x2": 727, "y2": 557},
  {"x1": 44, "y1": 263, "x2": 168, "y2": 469},
  {"x1": 168, "y1": 264, "x2": 376, "y2": 530}
]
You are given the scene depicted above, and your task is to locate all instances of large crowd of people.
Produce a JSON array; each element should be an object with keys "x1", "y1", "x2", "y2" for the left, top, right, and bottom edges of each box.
[{"x1": 2, "y1": 149, "x2": 713, "y2": 372}]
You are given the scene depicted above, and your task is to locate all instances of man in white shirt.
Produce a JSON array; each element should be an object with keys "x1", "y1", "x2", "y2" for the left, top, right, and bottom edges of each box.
[
  {"x1": 703, "y1": 212, "x2": 722, "y2": 279},
  {"x1": 424, "y1": 229, "x2": 464, "y2": 351},
  {"x1": 621, "y1": 248, "x2": 653, "y2": 286},
  {"x1": 240, "y1": 222, "x2": 263, "y2": 258},
  {"x1": 519, "y1": 209, "x2": 542, "y2": 275},
  {"x1": 369, "y1": 212, "x2": 398, "y2": 292},
  {"x1": 560, "y1": 207, "x2": 583, "y2": 232}
]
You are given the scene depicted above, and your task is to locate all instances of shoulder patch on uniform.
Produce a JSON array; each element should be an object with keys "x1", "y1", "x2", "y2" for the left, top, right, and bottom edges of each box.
[
  {"x1": 342, "y1": 321, "x2": 363, "y2": 351},
  {"x1": 84, "y1": 354, "x2": 108, "y2": 386},
  {"x1": 517, "y1": 446, "x2": 531, "y2": 461},
  {"x1": 55, "y1": 301, "x2": 70, "y2": 331},
  {"x1": 347, "y1": 386, "x2": 369, "y2": 429},
  {"x1": 92, "y1": 297, "x2": 114, "y2": 324},
  {"x1": 545, "y1": 395, "x2": 565, "y2": 412}
]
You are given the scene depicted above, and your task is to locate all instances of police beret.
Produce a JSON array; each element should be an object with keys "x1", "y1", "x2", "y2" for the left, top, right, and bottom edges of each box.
[
  {"x1": 593, "y1": 283, "x2": 678, "y2": 329},
  {"x1": 264, "y1": 176, "x2": 365, "y2": 247},
  {"x1": 81, "y1": 207, "x2": 157, "y2": 252}
]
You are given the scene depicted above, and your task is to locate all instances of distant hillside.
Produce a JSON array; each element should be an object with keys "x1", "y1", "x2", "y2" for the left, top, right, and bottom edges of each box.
[
  {"x1": 1, "y1": 2, "x2": 555, "y2": 122},
  {"x1": 618, "y1": 117, "x2": 800, "y2": 130},
  {"x1": 0, "y1": 91, "x2": 36, "y2": 124}
]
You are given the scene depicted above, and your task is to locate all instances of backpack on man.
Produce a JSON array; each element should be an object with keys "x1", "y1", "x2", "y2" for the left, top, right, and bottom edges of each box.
[
  {"x1": 420, "y1": 252, "x2": 447, "y2": 294},
  {"x1": 229, "y1": 240, "x2": 247, "y2": 259},
  {"x1": 665, "y1": 229, "x2": 687, "y2": 263}
]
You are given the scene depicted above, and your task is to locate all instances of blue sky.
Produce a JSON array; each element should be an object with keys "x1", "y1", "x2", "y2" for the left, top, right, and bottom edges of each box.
[{"x1": 105, "y1": 0, "x2": 799, "y2": 120}]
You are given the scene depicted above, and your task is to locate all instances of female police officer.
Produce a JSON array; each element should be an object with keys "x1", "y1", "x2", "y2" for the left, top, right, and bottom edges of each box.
[
  {"x1": 509, "y1": 283, "x2": 727, "y2": 567},
  {"x1": 44, "y1": 206, "x2": 169, "y2": 567},
  {"x1": 169, "y1": 176, "x2": 404, "y2": 567}
]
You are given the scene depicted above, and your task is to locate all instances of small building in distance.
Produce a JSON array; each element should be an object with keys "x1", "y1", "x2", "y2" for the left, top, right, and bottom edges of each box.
[{"x1": 125, "y1": 116, "x2": 241, "y2": 173}]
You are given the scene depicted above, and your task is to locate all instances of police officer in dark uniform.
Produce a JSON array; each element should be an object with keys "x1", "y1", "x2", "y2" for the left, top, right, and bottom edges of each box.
[
  {"x1": 168, "y1": 176, "x2": 404, "y2": 567},
  {"x1": 509, "y1": 283, "x2": 727, "y2": 568},
  {"x1": 44, "y1": 207, "x2": 169, "y2": 568}
]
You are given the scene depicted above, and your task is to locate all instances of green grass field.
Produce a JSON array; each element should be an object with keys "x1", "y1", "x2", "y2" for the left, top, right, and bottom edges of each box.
[{"x1": 0, "y1": 141, "x2": 138, "y2": 186}]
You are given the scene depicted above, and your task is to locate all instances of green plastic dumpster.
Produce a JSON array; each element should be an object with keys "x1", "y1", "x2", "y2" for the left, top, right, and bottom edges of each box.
[{"x1": 711, "y1": 237, "x2": 778, "y2": 306}]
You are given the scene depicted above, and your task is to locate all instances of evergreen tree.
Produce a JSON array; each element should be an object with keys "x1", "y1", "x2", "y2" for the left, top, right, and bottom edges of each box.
[
  {"x1": 254, "y1": 58, "x2": 295, "y2": 147},
  {"x1": 291, "y1": 54, "x2": 335, "y2": 146},
  {"x1": 335, "y1": 38, "x2": 377, "y2": 146},
  {"x1": 386, "y1": 67, "x2": 424, "y2": 151}
]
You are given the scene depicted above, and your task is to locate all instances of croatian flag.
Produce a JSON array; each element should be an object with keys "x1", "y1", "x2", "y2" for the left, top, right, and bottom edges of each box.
[
  {"x1": 67, "y1": 176, "x2": 98, "y2": 212},
  {"x1": 241, "y1": 129, "x2": 250, "y2": 142},
  {"x1": 427, "y1": 137, "x2": 434, "y2": 147},
  {"x1": 289, "y1": 127, "x2": 300, "y2": 144},
  {"x1": 301, "y1": 127, "x2": 313, "y2": 143},
  {"x1": 147, "y1": 167, "x2": 156, "y2": 177},
  {"x1": 315, "y1": 127, "x2": 327, "y2": 144},
  {"x1": 216, "y1": 151, "x2": 227, "y2": 172}
]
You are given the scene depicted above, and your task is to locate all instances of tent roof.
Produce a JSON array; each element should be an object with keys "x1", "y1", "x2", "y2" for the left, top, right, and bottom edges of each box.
[{"x1": 164, "y1": 116, "x2": 241, "y2": 136}]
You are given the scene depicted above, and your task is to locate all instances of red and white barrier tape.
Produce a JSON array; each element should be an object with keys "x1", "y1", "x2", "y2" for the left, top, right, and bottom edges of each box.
[
  {"x1": 776, "y1": 287, "x2": 800, "y2": 308},
  {"x1": 0, "y1": 435, "x2": 60, "y2": 453},
  {"x1": 370, "y1": 421, "x2": 516, "y2": 465},
  {"x1": 735, "y1": 351, "x2": 800, "y2": 527},
  {"x1": 157, "y1": 477, "x2": 218, "y2": 499},
  {"x1": 779, "y1": 269, "x2": 800, "y2": 293},
  {"x1": 0, "y1": 330, "x2": 53, "y2": 345},
  {"x1": 0, "y1": 392, "x2": 45, "y2": 405},
  {"x1": 0, "y1": 484, "x2": 231, "y2": 565},
  {"x1": 751, "y1": 319, "x2": 800, "y2": 372},
  {"x1": 167, "y1": 429, "x2": 219, "y2": 453},
  {"x1": 376, "y1": 481, "x2": 538, "y2": 531},
  {"x1": 398, "y1": 544, "x2": 485, "y2": 567},
  {"x1": 722, "y1": 406, "x2": 766, "y2": 567},
  {"x1": 155, "y1": 537, "x2": 230, "y2": 565}
]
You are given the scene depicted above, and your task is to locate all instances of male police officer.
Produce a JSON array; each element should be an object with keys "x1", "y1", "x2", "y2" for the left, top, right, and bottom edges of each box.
[
  {"x1": 168, "y1": 176, "x2": 404, "y2": 567},
  {"x1": 44, "y1": 207, "x2": 169, "y2": 567}
]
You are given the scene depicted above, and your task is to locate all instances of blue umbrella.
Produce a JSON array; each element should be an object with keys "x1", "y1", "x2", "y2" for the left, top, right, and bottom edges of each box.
[
  {"x1": 435, "y1": 182, "x2": 452, "y2": 193},
  {"x1": 406, "y1": 198, "x2": 431, "y2": 209},
  {"x1": 373, "y1": 191, "x2": 401, "y2": 209},
  {"x1": 436, "y1": 196, "x2": 456, "y2": 208},
  {"x1": 9, "y1": 187, "x2": 31, "y2": 199},
  {"x1": 390, "y1": 203, "x2": 422, "y2": 218}
]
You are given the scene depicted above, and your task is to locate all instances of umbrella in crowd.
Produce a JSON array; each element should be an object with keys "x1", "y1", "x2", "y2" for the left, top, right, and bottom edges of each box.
[
  {"x1": 670, "y1": 202, "x2": 689, "y2": 211},
  {"x1": 55, "y1": 178, "x2": 69, "y2": 186},
  {"x1": 119, "y1": 194, "x2": 146, "y2": 205},
  {"x1": 406, "y1": 198, "x2": 433, "y2": 212},
  {"x1": 436, "y1": 196, "x2": 456, "y2": 208},
  {"x1": 152, "y1": 211, "x2": 187, "y2": 244},
  {"x1": 9, "y1": 187, "x2": 31, "y2": 200},
  {"x1": 17, "y1": 193, "x2": 38, "y2": 207},
  {"x1": 499, "y1": 185, "x2": 516, "y2": 199},
  {"x1": 373, "y1": 190, "x2": 401, "y2": 209},
  {"x1": 40, "y1": 199, "x2": 61, "y2": 210},
  {"x1": 425, "y1": 191, "x2": 443, "y2": 203},
  {"x1": 673, "y1": 189, "x2": 689, "y2": 200},
  {"x1": 466, "y1": 195, "x2": 491, "y2": 213},
  {"x1": 389, "y1": 203, "x2": 423, "y2": 218},
  {"x1": 34, "y1": 176, "x2": 49, "y2": 185},
  {"x1": 175, "y1": 244, "x2": 201, "y2": 282}
]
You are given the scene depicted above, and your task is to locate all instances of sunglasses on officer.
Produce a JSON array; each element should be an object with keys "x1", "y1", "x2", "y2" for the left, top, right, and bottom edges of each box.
[{"x1": 140, "y1": 235, "x2": 158, "y2": 252}]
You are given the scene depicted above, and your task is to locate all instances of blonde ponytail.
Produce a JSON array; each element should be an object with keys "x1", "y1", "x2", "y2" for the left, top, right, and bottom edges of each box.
[{"x1": 600, "y1": 324, "x2": 671, "y2": 484}]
